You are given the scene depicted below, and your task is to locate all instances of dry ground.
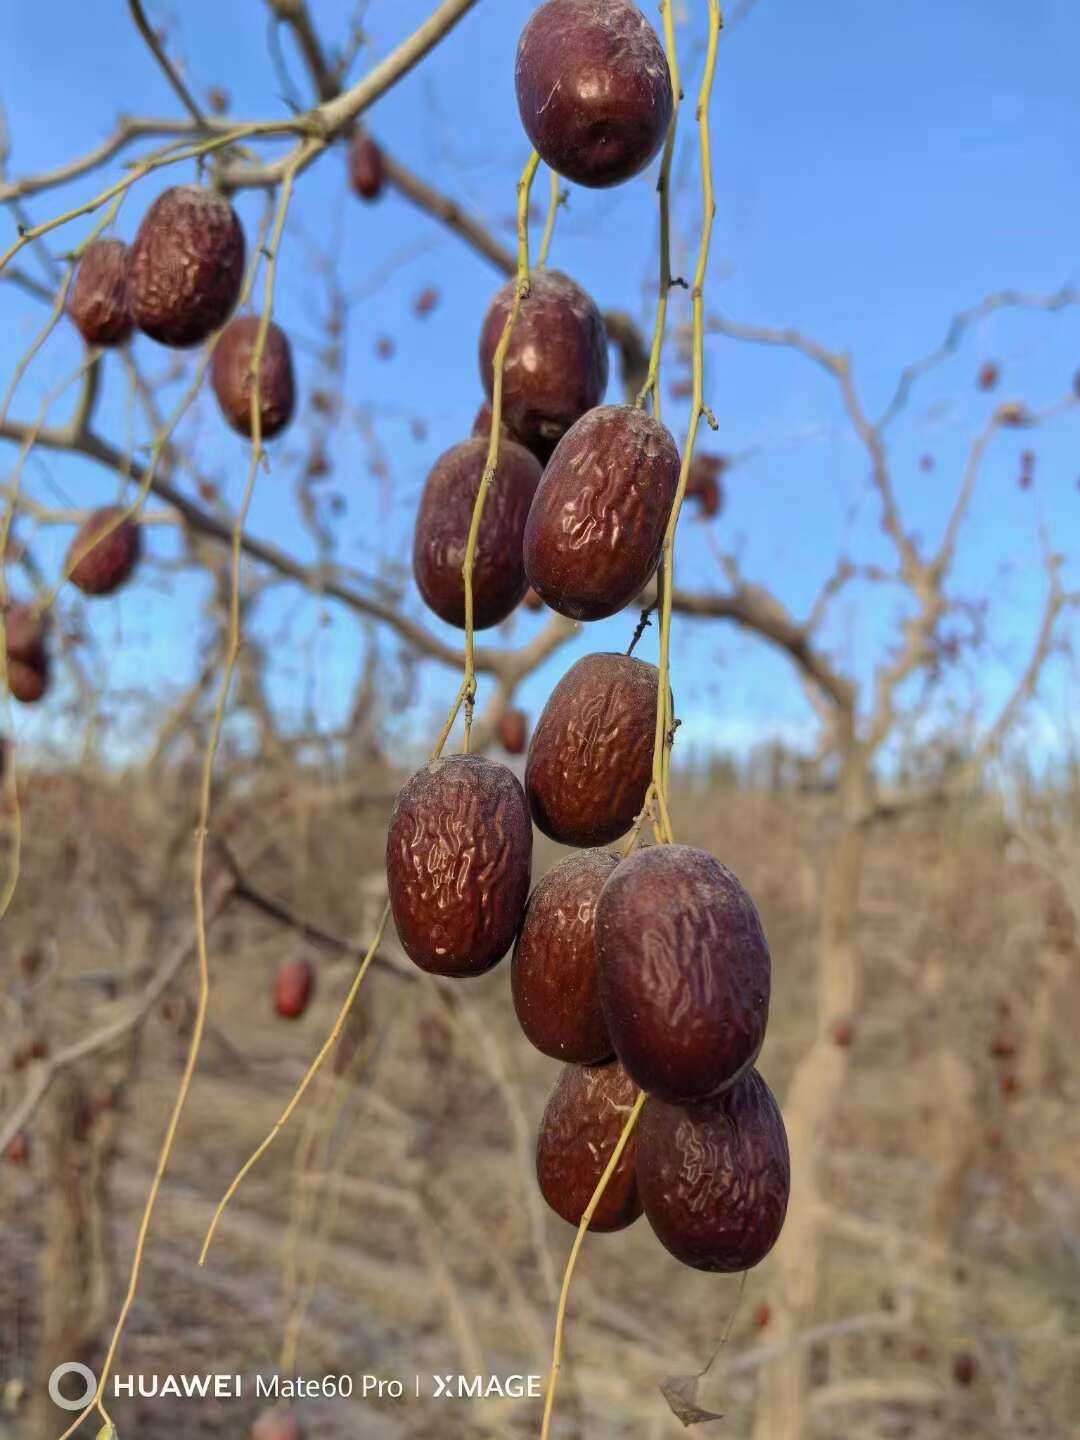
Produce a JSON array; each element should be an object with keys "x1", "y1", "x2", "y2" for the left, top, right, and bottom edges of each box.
[{"x1": 1, "y1": 763, "x2": 1078, "y2": 1439}]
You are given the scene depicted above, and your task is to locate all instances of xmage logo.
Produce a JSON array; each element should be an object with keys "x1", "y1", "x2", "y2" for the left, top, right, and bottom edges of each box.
[{"x1": 430, "y1": 1375, "x2": 543, "y2": 1400}]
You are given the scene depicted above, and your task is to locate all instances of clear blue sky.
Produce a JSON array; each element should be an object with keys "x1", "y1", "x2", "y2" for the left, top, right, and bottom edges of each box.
[{"x1": 3, "y1": 0, "x2": 1078, "y2": 767}]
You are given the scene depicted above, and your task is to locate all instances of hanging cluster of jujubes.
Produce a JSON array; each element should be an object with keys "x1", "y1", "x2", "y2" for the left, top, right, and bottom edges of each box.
[
  {"x1": 11, "y1": 185, "x2": 303, "y2": 708},
  {"x1": 387, "y1": 0, "x2": 789, "y2": 1283}
]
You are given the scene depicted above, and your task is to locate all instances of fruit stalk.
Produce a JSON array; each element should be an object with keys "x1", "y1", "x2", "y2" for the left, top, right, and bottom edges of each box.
[
  {"x1": 650, "y1": 0, "x2": 723, "y2": 843},
  {"x1": 635, "y1": 0, "x2": 682, "y2": 418},
  {"x1": 537, "y1": 166, "x2": 562, "y2": 269},
  {"x1": 459, "y1": 148, "x2": 539, "y2": 750},
  {"x1": 59, "y1": 153, "x2": 310, "y2": 1440}
]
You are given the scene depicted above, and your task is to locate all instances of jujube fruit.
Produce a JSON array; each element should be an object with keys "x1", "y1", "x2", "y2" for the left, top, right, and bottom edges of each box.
[
  {"x1": 131, "y1": 185, "x2": 245, "y2": 347},
  {"x1": 512, "y1": 849, "x2": 618, "y2": 1063},
  {"x1": 636, "y1": 1068, "x2": 790, "y2": 1271},
  {"x1": 516, "y1": 0, "x2": 673, "y2": 189},
  {"x1": 536, "y1": 1057, "x2": 642, "y2": 1231},
  {"x1": 386, "y1": 755, "x2": 532, "y2": 978},
  {"x1": 412, "y1": 437, "x2": 541, "y2": 629},
  {"x1": 348, "y1": 134, "x2": 385, "y2": 201},
  {"x1": 524, "y1": 405, "x2": 679, "y2": 620},
  {"x1": 525, "y1": 652, "x2": 656, "y2": 847},
  {"x1": 478, "y1": 271, "x2": 608, "y2": 461},
  {"x1": 211, "y1": 315, "x2": 296, "y2": 438},
  {"x1": 66, "y1": 506, "x2": 142, "y2": 595},
  {"x1": 70, "y1": 239, "x2": 134, "y2": 346},
  {"x1": 498, "y1": 707, "x2": 529, "y2": 755},
  {"x1": 596, "y1": 845, "x2": 770, "y2": 1102},
  {"x1": 4, "y1": 604, "x2": 49, "y2": 704},
  {"x1": 274, "y1": 959, "x2": 314, "y2": 1020}
]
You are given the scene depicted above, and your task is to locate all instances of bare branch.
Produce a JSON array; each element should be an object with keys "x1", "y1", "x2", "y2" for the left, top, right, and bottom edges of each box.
[{"x1": 127, "y1": 1, "x2": 208, "y2": 128}]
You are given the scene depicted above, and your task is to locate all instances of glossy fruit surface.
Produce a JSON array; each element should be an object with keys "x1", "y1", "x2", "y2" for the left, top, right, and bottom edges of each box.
[
  {"x1": 211, "y1": 315, "x2": 296, "y2": 438},
  {"x1": 66, "y1": 506, "x2": 142, "y2": 595},
  {"x1": 478, "y1": 271, "x2": 607, "y2": 460},
  {"x1": 386, "y1": 755, "x2": 532, "y2": 977},
  {"x1": 513, "y1": 849, "x2": 617, "y2": 1062},
  {"x1": 274, "y1": 959, "x2": 314, "y2": 1020},
  {"x1": 636, "y1": 1068, "x2": 789, "y2": 1271},
  {"x1": 70, "y1": 239, "x2": 133, "y2": 346},
  {"x1": 413, "y1": 437, "x2": 541, "y2": 629},
  {"x1": 525, "y1": 652, "x2": 656, "y2": 846},
  {"x1": 536, "y1": 1057, "x2": 642, "y2": 1231},
  {"x1": 348, "y1": 134, "x2": 385, "y2": 200},
  {"x1": 524, "y1": 405, "x2": 679, "y2": 619},
  {"x1": 131, "y1": 186, "x2": 245, "y2": 347},
  {"x1": 516, "y1": 0, "x2": 673, "y2": 189},
  {"x1": 597, "y1": 845, "x2": 770, "y2": 1101}
]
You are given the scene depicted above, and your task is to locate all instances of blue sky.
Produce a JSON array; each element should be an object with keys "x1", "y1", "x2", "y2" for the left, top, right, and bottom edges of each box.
[{"x1": 2, "y1": 0, "x2": 1078, "y2": 766}]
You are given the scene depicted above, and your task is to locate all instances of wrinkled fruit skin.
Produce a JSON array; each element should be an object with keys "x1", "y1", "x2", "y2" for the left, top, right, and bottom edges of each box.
[
  {"x1": 5, "y1": 604, "x2": 48, "y2": 704},
  {"x1": 536, "y1": 1058, "x2": 642, "y2": 1231},
  {"x1": 413, "y1": 437, "x2": 542, "y2": 630},
  {"x1": 66, "y1": 507, "x2": 142, "y2": 596},
  {"x1": 597, "y1": 845, "x2": 770, "y2": 1102},
  {"x1": 211, "y1": 315, "x2": 296, "y2": 439},
  {"x1": 348, "y1": 134, "x2": 385, "y2": 200},
  {"x1": 636, "y1": 1068, "x2": 790, "y2": 1272},
  {"x1": 498, "y1": 707, "x2": 529, "y2": 756},
  {"x1": 525, "y1": 652, "x2": 656, "y2": 847},
  {"x1": 479, "y1": 271, "x2": 608, "y2": 460},
  {"x1": 70, "y1": 239, "x2": 134, "y2": 346},
  {"x1": 386, "y1": 755, "x2": 532, "y2": 978},
  {"x1": 524, "y1": 405, "x2": 679, "y2": 620},
  {"x1": 516, "y1": 0, "x2": 673, "y2": 189},
  {"x1": 274, "y1": 960, "x2": 314, "y2": 1020},
  {"x1": 131, "y1": 186, "x2": 245, "y2": 348},
  {"x1": 513, "y1": 849, "x2": 617, "y2": 1063}
]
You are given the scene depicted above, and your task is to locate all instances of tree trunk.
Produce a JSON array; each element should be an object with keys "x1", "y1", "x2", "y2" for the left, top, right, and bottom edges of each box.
[{"x1": 752, "y1": 743, "x2": 867, "y2": 1440}]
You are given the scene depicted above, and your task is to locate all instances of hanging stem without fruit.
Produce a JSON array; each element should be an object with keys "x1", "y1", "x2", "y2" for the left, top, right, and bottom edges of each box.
[{"x1": 650, "y1": 0, "x2": 722, "y2": 845}]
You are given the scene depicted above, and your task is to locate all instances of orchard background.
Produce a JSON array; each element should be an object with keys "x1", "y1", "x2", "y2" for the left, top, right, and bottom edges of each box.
[{"x1": 2, "y1": 2, "x2": 1079, "y2": 1438}]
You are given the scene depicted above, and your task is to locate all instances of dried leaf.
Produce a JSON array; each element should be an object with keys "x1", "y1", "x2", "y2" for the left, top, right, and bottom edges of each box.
[{"x1": 660, "y1": 1372, "x2": 725, "y2": 1427}]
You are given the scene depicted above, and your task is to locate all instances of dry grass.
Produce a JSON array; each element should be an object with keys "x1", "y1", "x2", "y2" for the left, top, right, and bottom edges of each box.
[{"x1": 1, "y1": 762, "x2": 1078, "y2": 1439}]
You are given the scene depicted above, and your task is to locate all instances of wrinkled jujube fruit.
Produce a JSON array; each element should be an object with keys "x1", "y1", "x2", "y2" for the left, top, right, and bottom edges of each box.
[
  {"x1": 412, "y1": 436, "x2": 542, "y2": 629},
  {"x1": 516, "y1": 0, "x2": 673, "y2": 189},
  {"x1": 536, "y1": 1057, "x2": 642, "y2": 1231},
  {"x1": 4, "y1": 604, "x2": 48, "y2": 704},
  {"x1": 478, "y1": 271, "x2": 608, "y2": 460},
  {"x1": 636, "y1": 1068, "x2": 789, "y2": 1272},
  {"x1": 348, "y1": 133, "x2": 385, "y2": 201},
  {"x1": 524, "y1": 405, "x2": 679, "y2": 620},
  {"x1": 386, "y1": 755, "x2": 532, "y2": 978},
  {"x1": 525, "y1": 652, "x2": 656, "y2": 847},
  {"x1": 274, "y1": 959, "x2": 314, "y2": 1020},
  {"x1": 66, "y1": 506, "x2": 142, "y2": 595},
  {"x1": 211, "y1": 315, "x2": 296, "y2": 438},
  {"x1": 513, "y1": 849, "x2": 618, "y2": 1063},
  {"x1": 131, "y1": 186, "x2": 245, "y2": 347},
  {"x1": 70, "y1": 239, "x2": 134, "y2": 346},
  {"x1": 498, "y1": 707, "x2": 529, "y2": 755},
  {"x1": 596, "y1": 845, "x2": 770, "y2": 1102}
]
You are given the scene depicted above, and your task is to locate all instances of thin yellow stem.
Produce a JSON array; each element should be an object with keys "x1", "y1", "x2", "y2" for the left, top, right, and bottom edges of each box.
[
  {"x1": 635, "y1": 0, "x2": 682, "y2": 418},
  {"x1": 55, "y1": 151, "x2": 308, "y2": 1440},
  {"x1": 537, "y1": 166, "x2": 561, "y2": 268},
  {"x1": 200, "y1": 900, "x2": 390, "y2": 1264},
  {"x1": 650, "y1": 0, "x2": 723, "y2": 843},
  {"x1": 539, "y1": 1090, "x2": 646, "y2": 1440},
  {"x1": 456, "y1": 147, "x2": 539, "y2": 753}
]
